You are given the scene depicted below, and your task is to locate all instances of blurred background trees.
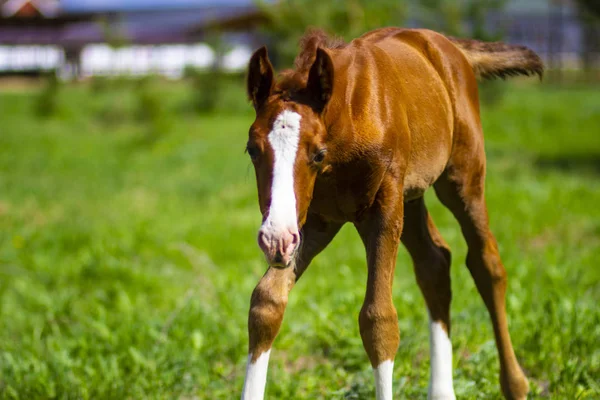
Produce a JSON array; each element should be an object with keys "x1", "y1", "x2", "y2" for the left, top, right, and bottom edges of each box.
[
  {"x1": 258, "y1": 0, "x2": 513, "y2": 69},
  {"x1": 418, "y1": 0, "x2": 507, "y2": 39},
  {"x1": 575, "y1": 0, "x2": 600, "y2": 72},
  {"x1": 257, "y1": 0, "x2": 407, "y2": 67}
]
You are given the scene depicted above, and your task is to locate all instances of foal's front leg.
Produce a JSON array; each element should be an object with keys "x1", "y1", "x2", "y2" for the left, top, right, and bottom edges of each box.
[
  {"x1": 355, "y1": 182, "x2": 404, "y2": 400},
  {"x1": 241, "y1": 216, "x2": 342, "y2": 400}
]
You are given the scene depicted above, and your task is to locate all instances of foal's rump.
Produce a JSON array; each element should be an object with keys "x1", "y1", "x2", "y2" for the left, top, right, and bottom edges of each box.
[
  {"x1": 352, "y1": 28, "x2": 543, "y2": 198},
  {"x1": 367, "y1": 28, "x2": 544, "y2": 81}
]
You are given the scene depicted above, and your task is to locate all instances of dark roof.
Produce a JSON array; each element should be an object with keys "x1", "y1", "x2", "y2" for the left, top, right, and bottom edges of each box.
[
  {"x1": 62, "y1": 0, "x2": 255, "y2": 13},
  {"x1": 0, "y1": 2, "x2": 262, "y2": 45}
]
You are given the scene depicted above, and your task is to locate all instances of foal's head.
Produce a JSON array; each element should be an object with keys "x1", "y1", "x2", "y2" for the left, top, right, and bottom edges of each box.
[{"x1": 245, "y1": 46, "x2": 334, "y2": 268}]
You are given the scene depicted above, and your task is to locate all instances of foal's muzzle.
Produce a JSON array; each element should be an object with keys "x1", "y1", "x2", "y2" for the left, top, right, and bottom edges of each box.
[{"x1": 257, "y1": 227, "x2": 300, "y2": 268}]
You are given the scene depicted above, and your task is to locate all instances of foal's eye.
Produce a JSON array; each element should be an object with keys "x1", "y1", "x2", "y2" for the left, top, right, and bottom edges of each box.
[
  {"x1": 312, "y1": 149, "x2": 326, "y2": 164},
  {"x1": 246, "y1": 146, "x2": 260, "y2": 161}
]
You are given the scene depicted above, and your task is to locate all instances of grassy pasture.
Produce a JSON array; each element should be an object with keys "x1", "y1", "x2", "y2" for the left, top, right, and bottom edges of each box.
[{"x1": 0, "y1": 81, "x2": 599, "y2": 399}]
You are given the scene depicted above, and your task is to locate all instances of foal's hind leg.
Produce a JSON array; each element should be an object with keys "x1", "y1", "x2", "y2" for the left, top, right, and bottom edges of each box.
[
  {"x1": 402, "y1": 198, "x2": 455, "y2": 400},
  {"x1": 434, "y1": 161, "x2": 529, "y2": 399}
]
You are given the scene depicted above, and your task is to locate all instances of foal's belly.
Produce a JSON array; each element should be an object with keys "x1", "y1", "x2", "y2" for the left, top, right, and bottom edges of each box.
[
  {"x1": 402, "y1": 141, "x2": 451, "y2": 201},
  {"x1": 403, "y1": 174, "x2": 436, "y2": 201}
]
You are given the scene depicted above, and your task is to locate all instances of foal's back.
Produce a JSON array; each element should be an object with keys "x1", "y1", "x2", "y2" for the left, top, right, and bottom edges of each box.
[{"x1": 322, "y1": 28, "x2": 479, "y2": 207}]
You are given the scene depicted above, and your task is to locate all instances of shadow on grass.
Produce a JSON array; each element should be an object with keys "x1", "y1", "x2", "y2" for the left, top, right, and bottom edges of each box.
[
  {"x1": 534, "y1": 153, "x2": 600, "y2": 175},
  {"x1": 124, "y1": 131, "x2": 163, "y2": 150}
]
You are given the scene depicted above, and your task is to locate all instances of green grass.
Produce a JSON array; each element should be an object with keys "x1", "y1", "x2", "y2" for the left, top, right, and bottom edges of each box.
[{"x1": 0, "y1": 81, "x2": 599, "y2": 399}]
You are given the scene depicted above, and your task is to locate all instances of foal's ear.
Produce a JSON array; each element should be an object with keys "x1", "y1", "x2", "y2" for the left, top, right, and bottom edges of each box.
[
  {"x1": 307, "y1": 47, "x2": 334, "y2": 112},
  {"x1": 247, "y1": 46, "x2": 274, "y2": 110}
]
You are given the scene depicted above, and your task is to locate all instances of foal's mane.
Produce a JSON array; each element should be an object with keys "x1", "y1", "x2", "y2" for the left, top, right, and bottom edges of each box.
[{"x1": 276, "y1": 29, "x2": 346, "y2": 94}]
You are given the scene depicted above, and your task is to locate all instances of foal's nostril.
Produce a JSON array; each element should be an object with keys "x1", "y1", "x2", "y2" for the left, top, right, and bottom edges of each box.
[
  {"x1": 291, "y1": 232, "x2": 300, "y2": 246},
  {"x1": 257, "y1": 231, "x2": 269, "y2": 252}
]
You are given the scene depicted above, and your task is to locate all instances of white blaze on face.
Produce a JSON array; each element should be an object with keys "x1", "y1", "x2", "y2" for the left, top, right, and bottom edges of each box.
[
  {"x1": 262, "y1": 110, "x2": 302, "y2": 233},
  {"x1": 428, "y1": 320, "x2": 456, "y2": 400}
]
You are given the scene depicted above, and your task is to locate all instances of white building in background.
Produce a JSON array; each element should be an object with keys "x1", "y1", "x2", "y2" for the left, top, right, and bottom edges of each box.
[
  {"x1": 0, "y1": 43, "x2": 253, "y2": 77},
  {"x1": 80, "y1": 44, "x2": 215, "y2": 77},
  {"x1": 0, "y1": 45, "x2": 63, "y2": 72}
]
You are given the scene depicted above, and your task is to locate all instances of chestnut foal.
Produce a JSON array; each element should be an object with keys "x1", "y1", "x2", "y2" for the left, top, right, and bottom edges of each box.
[{"x1": 241, "y1": 28, "x2": 542, "y2": 400}]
